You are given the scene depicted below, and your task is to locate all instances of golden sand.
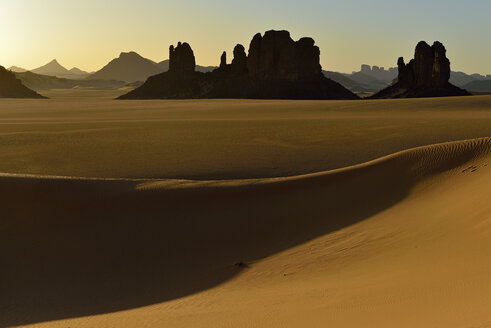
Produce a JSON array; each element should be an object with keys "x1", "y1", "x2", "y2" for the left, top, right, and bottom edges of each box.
[{"x1": 1, "y1": 92, "x2": 491, "y2": 327}]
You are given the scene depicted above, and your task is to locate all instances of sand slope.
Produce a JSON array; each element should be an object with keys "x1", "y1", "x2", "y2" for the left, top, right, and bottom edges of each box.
[{"x1": 1, "y1": 137, "x2": 491, "y2": 327}]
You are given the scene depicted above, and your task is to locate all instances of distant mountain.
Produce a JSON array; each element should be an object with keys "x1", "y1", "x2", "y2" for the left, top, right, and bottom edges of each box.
[
  {"x1": 14, "y1": 56, "x2": 490, "y2": 93},
  {"x1": 449, "y1": 71, "x2": 490, "y2": 87},
  {"x1": 462, "y1": 79, "x2": 491, "y2": 93},
  {"x1": 30, "y1": 59, "x2": 90, "y2": 79},
  {"x1": 8, "y1": 66, "x2": 27, "y2": 72},
  {"x1": 349, "y1": 72, "x2": 392, "y2": 92},
  {"x1": 14, "y1": 71, "x2": 127, "y2": 90},
  {"x1": 357, "y1": 64, "x2": 398, "y2": 83},
  {"x1": 31, "y1": 59, "x2": 70, "y2": 76},
  {"x1": 156, "y1": 60, "x2": 169, "y2": 71},
  {"x1": 0, "y1": 65, "x2": 45, "y2": 98},
  {"x1": 468, "y1": 73, "x2": 491, "y2": 80},
  {"x1": 327, "y1": 65, "x2": 398, "y2": 93},
  {"x1": 323, "y1": 71, "x2": 371, "y2": 93},
  {"x1": 88, "y1": 52, "x2": 162, "y2": 83},
  {"x1": 88, "y1": 52, "x2": 217, "y2": 83},
  {"x1": 196, "y1": 64, "x2": 216, "y2": 73},
  {"x1": 156, "y1": 59, "x2": 216, "y2": 74},
  {"x1": 68, "y1": 67, "x2": 89, "y2": 75},
  {"x1": 330, "y1": 64, "x2": 490, "y2": 93}
]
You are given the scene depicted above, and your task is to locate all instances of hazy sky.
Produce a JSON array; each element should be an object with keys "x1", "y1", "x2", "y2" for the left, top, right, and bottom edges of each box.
[{"x1": 1, "y1": 0, "x2": 490, "y2": 74}]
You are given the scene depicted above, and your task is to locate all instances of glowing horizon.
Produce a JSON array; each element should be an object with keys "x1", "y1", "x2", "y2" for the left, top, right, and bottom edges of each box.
[{"x1": 1, "y1": 0, "x2": 491, "y2": 75}]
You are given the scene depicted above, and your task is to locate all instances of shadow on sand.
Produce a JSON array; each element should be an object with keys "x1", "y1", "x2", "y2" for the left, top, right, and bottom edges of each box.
[{"x1": 0, "y1": 139, "x2": 486, "y2": 326}]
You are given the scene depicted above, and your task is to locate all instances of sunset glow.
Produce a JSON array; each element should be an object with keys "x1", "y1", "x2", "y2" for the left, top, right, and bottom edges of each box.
[{"x1": 1, "y1": 0, "x2": 491, "y2": 74}]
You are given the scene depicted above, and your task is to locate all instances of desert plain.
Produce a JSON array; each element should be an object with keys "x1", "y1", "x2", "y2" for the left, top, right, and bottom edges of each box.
[{"x1": 1, "y1": 89, "x2": 491, "y2": 327}]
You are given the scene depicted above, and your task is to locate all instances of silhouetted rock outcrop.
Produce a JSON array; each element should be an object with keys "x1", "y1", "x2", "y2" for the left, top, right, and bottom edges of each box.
[
  {"x1": 245, "y1": 32, "x2": 321, "y2": 81},
  {"x1": 0, "y1": 66, "x2": 45, "y2": 98},
  {"x1": 118, "y1": 30, "x2": 358, "y2": 100},
  {"x1": 231, "y1": 44, "x2": 247, "y2": 74},
  {"x1": 220, "y1": 51, "x2": 227, "y2": 68},
  {"x1": 169, "y1": 42, "x2": 196, "y2": 73},
  {"x1": 371, "y1": 41, "x2": 470, "y2": 98}
]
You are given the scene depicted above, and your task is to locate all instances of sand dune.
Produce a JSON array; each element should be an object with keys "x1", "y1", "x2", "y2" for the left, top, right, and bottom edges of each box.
[{"x1": 1, "y1": 137, "x2": 490, "y2": 327}]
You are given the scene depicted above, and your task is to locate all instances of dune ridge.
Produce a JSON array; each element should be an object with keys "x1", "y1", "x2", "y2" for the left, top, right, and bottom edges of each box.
[
  {"x1": 1, "y1": 137, "x2": 491, "y2": 327},
  {"x1": 1, "y1": 136, "x2": 489, "y2": 184}
]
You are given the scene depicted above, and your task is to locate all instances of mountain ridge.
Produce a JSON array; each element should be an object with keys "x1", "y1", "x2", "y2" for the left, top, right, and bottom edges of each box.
[
  {"x1": 31, "y1": 59, "x2": 70, "y2": 75},
  {"x1": 463, "y1": 79, "x2": 491, "y2": 93},
  {"x1": 14, "y1": 71, "x2": 127, "y2": 90},
  {"x1": 8, "y1": 56, "x2": 490, "y2": 93}
]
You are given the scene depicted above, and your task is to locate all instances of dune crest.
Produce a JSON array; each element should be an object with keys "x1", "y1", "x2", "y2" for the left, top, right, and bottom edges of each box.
[{"x1": 1, "y1": 137, "x2": 491, "y2": 327}]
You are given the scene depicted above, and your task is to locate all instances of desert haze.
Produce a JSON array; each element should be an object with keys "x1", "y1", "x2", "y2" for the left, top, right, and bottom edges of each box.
[{"x1": 1, "y1": 90, "x2": 491, "y2": 327}]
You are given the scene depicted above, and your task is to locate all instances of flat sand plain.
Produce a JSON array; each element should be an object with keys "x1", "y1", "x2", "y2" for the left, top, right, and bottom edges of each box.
[
  {"x1": 1, "y1": 90, "x2": 491, "y2": 328},
  {"x1": 1, "y1": 90, "x2": 491, "y2": 179}
]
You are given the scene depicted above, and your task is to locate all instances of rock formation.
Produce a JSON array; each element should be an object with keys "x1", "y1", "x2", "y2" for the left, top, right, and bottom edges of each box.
[
  {"x1": 371, "y1": 41, "x2": 470, "y2": 98},
  {"x1": 118, "y1": 30, "x2": 358, "y2": 100},
  {"x1": 169, "y1": 42, "x2": 196, "y2": 73},
  {"x1": 220, "y1": 51, "x2": 227, "y2": 68},
  {"x1": 246, "y1": 31, "x2": 321, "y2": 80},
  {"x1": 231, "y1": 44, "x2": 247, "y2": 74},
  {"x1": 0, "y1": 66, "x2": 45, "y2": 98}
]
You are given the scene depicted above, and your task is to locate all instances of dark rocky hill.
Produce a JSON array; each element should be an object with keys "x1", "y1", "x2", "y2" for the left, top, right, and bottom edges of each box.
[
  {"x1": 371, "y1": 41, "x2": 470, "y2": 99},
  {"x1": 119, "y1": 30, "x2": 358, "y2": 100},
  {"x1": 0, "y1": 66, "x2": 45, "y2": 98}
]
